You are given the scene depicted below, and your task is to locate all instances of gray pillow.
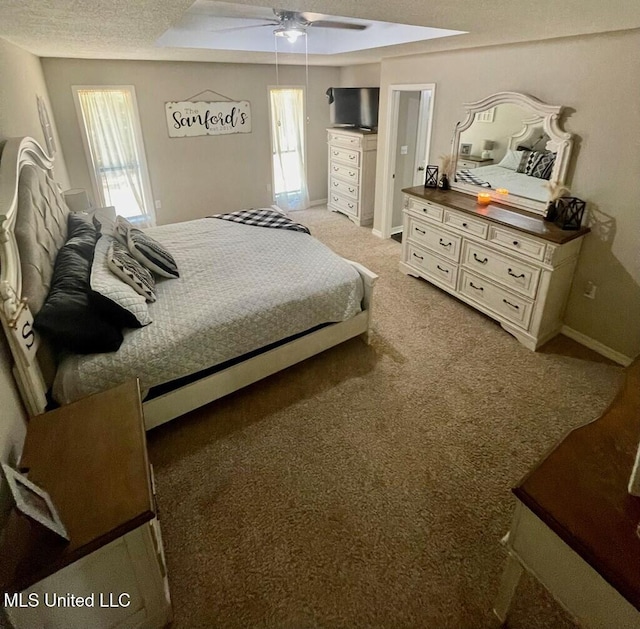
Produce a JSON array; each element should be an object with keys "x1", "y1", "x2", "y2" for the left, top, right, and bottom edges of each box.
[{"x1": 91, "y1": 235, "x2": 152, "y2": 327}]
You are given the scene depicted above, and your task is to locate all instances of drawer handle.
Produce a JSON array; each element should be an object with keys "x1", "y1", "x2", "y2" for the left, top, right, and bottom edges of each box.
[
  {"x1": 436, "y1": 265, "x2": 449, "y2": 273},
  {"x1": 422, "y1": 207, "x2": 430, "y2": 214},
  {"x1": 349, "y1": 171, "x2": 356, "y2": 176},
  {"x1": 469, "y1": 282, "x2": 484, "y2": 291},
  {"x1": 333, "y1": 166, "x2": 339, "y2": 171},
  {"x1": 503, "y1": 299, "x2": 520, "y2": 310},
  {"x1": 473, "y1": 253, "x2": 488, "y2": 264},
  {"x1": 412, "y1": 253, "x2": 424, "y2": 261},
  {"x1": 512, "y1": 240, "x2": 519, "y2": 246},
  {"x1": 333, "y1": 182, "x2": 339, "y2": 186},
  {"x1": 349, "y1": 155, "x2": 356, "y2": 160},
  {"x1": 508, "y1": 268, "x2": 526, "y2": 279},
  {"x1": 439, "y1": 238, "x2": 452, "y2": 248},
  {"x1": 348, "y1": 203, "x2": 354, "y2": 209},
  {"x1": 462, "y1": 222, "x2": 468, "y2": 228},
  {"x1": 415, "y1": 227, "x2": 426, "y2": 234},
  {"x1": 333, "y1": 151, "x2": 339, "y2": 155},
  {"x1": 348, "y1": 187, "x2": 355, "y2": 193},
  {"x1": 332, "y1": 196, "x2": 338, "y2": 201}
]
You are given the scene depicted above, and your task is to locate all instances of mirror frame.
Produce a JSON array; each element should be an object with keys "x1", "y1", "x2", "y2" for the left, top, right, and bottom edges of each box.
[{"x1": 450, "y1": 91, "x2": 573, "y2": 215}]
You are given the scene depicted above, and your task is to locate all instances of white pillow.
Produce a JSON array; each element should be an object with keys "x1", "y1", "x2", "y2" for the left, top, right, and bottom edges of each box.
[
  {"x1": 497, "y1": 149, "x2": 524, "y2": 171},
  {"x1": 91, "y1": 235, "x2": 152, "y2": 327},
  {"x1": 91, "y1": 206, "x2": 117, "y2": 237}
]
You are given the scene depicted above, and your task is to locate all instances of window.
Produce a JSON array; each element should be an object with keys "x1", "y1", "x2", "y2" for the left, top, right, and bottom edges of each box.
[
  {"x1": 73, "y1": 86, "x2": 154, "y2": 226},
  {"x1": 269, "y1": 87, "x2": 309, "y2": 211}
]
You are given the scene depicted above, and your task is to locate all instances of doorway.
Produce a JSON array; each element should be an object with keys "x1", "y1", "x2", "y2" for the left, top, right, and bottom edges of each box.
[{"x1": 380, "y1": 84, "x2": 436, "y2": 240}]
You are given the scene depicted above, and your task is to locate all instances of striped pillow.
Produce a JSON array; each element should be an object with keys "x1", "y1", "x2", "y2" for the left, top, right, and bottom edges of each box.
[
  {"x1": 127, "y1": 228, "x2": 179, "y2": 279},
  {"x1": 107, "y1": 240, "x2": 156, "y2": 302}
]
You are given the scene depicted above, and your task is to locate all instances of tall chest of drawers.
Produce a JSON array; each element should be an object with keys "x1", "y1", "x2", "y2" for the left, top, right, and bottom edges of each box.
[
  {"x1": 399, "y1": 187, "x2": 589, "y2": 350},
  {"x1": 327, "y1": 128, "x2": 377, "y2": 226}
]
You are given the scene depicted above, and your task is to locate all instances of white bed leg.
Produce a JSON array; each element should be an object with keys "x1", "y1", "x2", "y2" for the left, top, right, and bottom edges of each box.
[{"x1": 344, "y1": 259, "x2": 377, "y2": 345}]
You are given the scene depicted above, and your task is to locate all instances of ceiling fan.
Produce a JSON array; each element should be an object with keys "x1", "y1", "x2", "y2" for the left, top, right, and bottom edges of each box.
[{"x1": 212, "y1": 9, "x2": 368, "y2": 43}]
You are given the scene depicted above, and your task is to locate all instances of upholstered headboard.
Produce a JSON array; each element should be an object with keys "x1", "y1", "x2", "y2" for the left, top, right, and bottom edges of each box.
[
  {"x1": 15, "y1": 164, "x2": 69, "y2": 315},
  {"x1": 0, "y1": 137, "x2": 67, "y2": 416}
]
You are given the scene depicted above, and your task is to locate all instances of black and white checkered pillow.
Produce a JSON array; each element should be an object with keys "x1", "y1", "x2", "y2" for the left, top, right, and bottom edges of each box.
[
  {"x1": 107, "y1": 240, "x2": 156, "y2": 303},
  {"x1": 128, "y1": 228, "x2": 180, "y2": 279}
]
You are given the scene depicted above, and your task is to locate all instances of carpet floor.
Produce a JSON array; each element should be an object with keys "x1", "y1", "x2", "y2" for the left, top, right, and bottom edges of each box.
[{"x1": 148, "y1": 208, "x2": 623, "y2": 629}]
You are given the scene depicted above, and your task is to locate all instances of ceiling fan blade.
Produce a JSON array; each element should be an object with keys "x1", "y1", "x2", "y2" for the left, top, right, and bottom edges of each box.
[
  {"x1": 308, "y1": 20, "x2": 367, "y2": 30},
  {"x1": 207, "y1": 22, "x2": 277, "y2": 34}
]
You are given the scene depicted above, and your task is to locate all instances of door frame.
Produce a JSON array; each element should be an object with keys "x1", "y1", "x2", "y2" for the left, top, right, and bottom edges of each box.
[{"x1": 379, "y1": 83, "x2": 436, "y2": 239}]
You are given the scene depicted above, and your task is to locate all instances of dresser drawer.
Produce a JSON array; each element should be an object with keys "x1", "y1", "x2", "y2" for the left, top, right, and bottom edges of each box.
[
  {"x1": 457, "y1": 159, "x2": 480, "y2": 170},
  {"x1": 329, "y1": 146, "x2": 360, "y2": 166},
  {"x1": 406, "y1": 244, "x2": 458, "y2": 290},
  {"x1": 462, "y1": 241, "x2": 541, "y2": 299},
  {"x1": 328, "y1": 132, "x2": 362, "y2": 149},
  {"x1": 330, "y1": 162, "x2": 360, "y2": 184},
  {"x1": 444, "y1": 210, "x2": 489, "y2": 239},
  {"x1": 330, "y1": 178, "x2": 359, "y2": 199},
  {"x1": 459, "y1": 270, "x2": 533, "y2": 329},
  {"x1": 406, "y1": 197, "x2": 444, "y2": 222},
  {"x1": 488, "y1": 225, "x2": 546, "y2": 261},
  {"x1": 329, "y1": 192, "x2": 359, "y2": 217},
  {"x1": 407, "y1": 218, "x2": 461, "y2": 262}
]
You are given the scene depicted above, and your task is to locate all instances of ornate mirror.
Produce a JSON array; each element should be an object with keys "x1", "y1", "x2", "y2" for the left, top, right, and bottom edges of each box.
[{"x1": 450, "y1": 92, "x2": 573, "y2": 215}]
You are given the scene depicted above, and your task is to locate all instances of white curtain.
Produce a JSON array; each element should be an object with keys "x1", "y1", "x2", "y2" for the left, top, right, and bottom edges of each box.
[
  {"x1": 77, "y1": 88, "x2": 154, "y2": 226},
  {"x1": 270, "y1": 88, "x2": 310, "y2": 212}
]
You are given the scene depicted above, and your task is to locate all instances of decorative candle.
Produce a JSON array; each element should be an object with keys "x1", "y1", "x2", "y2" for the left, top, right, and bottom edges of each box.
[
  {"x1": 496, "y1": 188, "x2": 509, "y2": 197},
  {"x1": 477, "y1": 192, "x2": 491, "y2": 205}
]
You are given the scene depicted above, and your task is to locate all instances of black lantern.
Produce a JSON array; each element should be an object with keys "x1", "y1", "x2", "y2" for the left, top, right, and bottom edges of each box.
[
  {"x1": 552, "y1": 197, "x2": 586, "y2": 230},
  {"x1": 424, "y1": 165, "x2": 439, "y2": 188}
]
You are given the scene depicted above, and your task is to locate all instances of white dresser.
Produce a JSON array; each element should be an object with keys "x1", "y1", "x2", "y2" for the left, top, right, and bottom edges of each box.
[
  {"x1": 327, "y1": 128, "x2": 377, "y2": 226},
  {"x1": 399, "y1": 187, "x2": 589, "y2": 350}
]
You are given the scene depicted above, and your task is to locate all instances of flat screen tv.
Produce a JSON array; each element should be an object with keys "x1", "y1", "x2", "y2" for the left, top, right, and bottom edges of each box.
[{"x1": 326, "y1": 87, "x2": 380, "y2": 131}]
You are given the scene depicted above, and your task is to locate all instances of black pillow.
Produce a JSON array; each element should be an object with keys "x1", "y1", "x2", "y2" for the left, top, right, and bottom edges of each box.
[{"x1": 34, "y1": 213, "x2": 124, "y2": 354}]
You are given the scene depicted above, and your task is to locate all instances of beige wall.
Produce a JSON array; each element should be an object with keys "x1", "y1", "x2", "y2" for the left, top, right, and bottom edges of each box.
[
  {"x1": 0, "y1": 38, "x2": 69, "y2": 187},
  {"x1": 0, "y1": 38, "x2": 69, "y2": 511},
  {"x1": 42, "y1": 59, "x2": 341, "y2": 225},
  {"x1": 339, "y1": 63, "x2": 381, "y2": 87},
  {"x1": 364, "y1": 29, "x2": 640, "y2": 359}
]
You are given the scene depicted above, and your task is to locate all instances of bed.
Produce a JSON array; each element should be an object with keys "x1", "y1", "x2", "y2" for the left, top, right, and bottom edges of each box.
[
  {"x1": 0, "y1": 137, "x2": 377, "y2": 430},
  {"x1": 455, "y1": 163, "x2": 550, "y2": 201}
]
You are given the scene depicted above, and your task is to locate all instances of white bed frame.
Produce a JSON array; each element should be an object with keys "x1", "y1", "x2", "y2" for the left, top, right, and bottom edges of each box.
[{"x1": 0, "y1": 137, "x2": 377, "y2": 430}]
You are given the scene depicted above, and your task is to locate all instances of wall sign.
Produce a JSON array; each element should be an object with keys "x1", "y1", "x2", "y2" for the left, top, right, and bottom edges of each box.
[{"x1": 165, "y1": 100, "x2": 251, "y2": 138}]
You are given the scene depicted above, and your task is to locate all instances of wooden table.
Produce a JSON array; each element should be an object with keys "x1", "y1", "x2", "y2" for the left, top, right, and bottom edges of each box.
[
  {"x1": 495, "y1": 360, "x2": 640, "y2": 627},
  {"x1": 0, "y1": 381, "x2": 172, "y2": 629}
]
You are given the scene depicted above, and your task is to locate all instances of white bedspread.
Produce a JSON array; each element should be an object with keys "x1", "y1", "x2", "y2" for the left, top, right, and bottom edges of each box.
[
  {"x1": 53, "y1": 217, "x2": 363, "y2": 404},
  {"x1": 460, "y1": 165, "x2": 549, "y2": 202}
]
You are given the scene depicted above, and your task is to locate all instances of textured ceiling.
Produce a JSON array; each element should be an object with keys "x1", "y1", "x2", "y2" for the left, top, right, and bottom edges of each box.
[{"x1": 1, "y1": 0, "x2": 640, "y2": 66}]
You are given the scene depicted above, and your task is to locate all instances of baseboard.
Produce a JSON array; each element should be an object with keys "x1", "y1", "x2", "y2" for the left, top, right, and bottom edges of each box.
[
  {"x1": 310, "y1": 198, "x2": 327, "y2": 207},
  {"x1": 561, "y1": 326, "x2": 633, "y2": 366},
  {"x1": 371, "y1": 229, "x2": 384, "y2": 239},
  {"x1": 391, "y1": 225, "x2": 403, "y2": 235}
]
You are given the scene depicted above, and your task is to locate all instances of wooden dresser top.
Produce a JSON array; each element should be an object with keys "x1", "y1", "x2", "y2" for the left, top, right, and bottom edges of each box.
[
  {"x1": 514, "y1": 359, "x2": 640, "y2": 610},
  {"x1": 403, "y1": 186, "x2": 590, "y2": 245},
  {"x1": 0, "y1": 380, "x2": 154, "y2": 593}
]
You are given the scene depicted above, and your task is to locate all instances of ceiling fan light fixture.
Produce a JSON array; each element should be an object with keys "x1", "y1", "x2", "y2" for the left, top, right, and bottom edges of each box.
[{"x1": 274, "y1": 25, "x2": 306, "y2": 43}]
